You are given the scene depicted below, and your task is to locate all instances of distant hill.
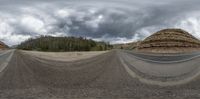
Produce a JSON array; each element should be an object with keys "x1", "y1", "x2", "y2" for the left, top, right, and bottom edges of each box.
[
  {"x1": 0, "y1": 41, "x2": 8, "y2": 49},
  {"x1": 17, "y1": 36, "x2": 113, "y2": 52},
  {"x1": 113, "y1": 41, "x2": 141, "y2": 50}
]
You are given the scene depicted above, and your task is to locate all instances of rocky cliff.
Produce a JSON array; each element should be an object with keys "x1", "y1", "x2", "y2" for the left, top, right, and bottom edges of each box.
[{"x1": 137, "y1": 29, "x2": 200, "y2": 53}]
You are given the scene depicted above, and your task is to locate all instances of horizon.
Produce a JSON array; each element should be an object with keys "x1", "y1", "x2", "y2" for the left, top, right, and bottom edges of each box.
[
  {"x1": 2, "y1": 28, "x2": 200, "y2": 47},
  {"x1": 1, "y1": 0, "x2": 200, "y2": 46},
  {"x1": 1, "y1": 35, "x2": 138, "y2": 47}
]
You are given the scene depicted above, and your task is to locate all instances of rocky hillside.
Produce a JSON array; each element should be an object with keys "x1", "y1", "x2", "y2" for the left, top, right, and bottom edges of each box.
[
  {"x1": 0, "y1": 41, "x2": 8, "y2": 49},
  {"x1": 113, "y1": 41, "x2": 141, "y2": 50},
  {"x1": 137, "y1": 29, "x2": 200, "y2": 53}
]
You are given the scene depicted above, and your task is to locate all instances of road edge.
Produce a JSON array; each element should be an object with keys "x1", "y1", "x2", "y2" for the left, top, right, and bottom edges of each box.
[{"x1": 0, "y1": 50, "x2": 15, "y2": 73}]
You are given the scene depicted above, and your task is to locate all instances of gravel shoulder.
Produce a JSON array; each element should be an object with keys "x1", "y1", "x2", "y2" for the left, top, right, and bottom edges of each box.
[{"x1": 21, "y1": 50, "x2": 108, "y2": 61}]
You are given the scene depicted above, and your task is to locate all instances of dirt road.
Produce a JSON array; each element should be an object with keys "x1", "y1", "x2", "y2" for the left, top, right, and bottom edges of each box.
[{"x1": 0, "y1": 50, "x2": 200, "y2": 99}]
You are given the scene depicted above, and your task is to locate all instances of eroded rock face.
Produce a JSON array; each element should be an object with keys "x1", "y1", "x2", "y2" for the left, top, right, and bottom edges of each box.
[
  {"x1": 0, "y1": 41, "x2": 8, "y2": 49},
  {"x1": 138, "y1": 29, "x2": 200, "y2": 53}
]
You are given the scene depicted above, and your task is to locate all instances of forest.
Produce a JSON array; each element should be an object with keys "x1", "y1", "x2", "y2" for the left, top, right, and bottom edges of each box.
[{"x1": 17, "y1": 36, "x2": 113, "y2": 52}]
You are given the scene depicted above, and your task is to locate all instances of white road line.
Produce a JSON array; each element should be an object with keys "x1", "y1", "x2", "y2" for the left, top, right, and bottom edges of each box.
[
  {"x1": 125, "y1": 51, "x2": 200, "y2": 64},
  {"x1": 0, "y1": 50, "x2": 14, "y2": 73},
  {"x1": 119, "y1": 56, "x2": 200, "y2": 86},
  {"x1": 130, "y1": 50, "x2": 200, "y2": 56},
  {"x1": 123, "y1": 52, "x2": 200, "y2": 77},
  {"x1": 0, "y1": 50, "x2": 13, "y2": 56}
]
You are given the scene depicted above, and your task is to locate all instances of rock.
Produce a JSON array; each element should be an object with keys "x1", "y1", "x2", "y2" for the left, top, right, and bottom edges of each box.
[
  {"x1": 137, "y1": 28, "x2": 200, "y2": 53},
  {"x1": 0, "y1": 41, "x2": 8, "y2": 49}
]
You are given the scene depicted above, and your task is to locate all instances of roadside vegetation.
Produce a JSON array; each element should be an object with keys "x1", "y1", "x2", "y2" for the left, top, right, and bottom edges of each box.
[{"x1": 17, "y1": 36, "x2": 113, "y2": 52}]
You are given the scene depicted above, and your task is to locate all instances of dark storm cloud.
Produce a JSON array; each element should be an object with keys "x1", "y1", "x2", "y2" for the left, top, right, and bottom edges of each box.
[{"x1": 0, "y1": 0, "x2": 200, "y2": 45}]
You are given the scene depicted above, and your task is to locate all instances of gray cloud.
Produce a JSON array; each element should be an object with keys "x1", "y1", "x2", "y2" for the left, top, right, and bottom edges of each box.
[{"x1": 0, "y1": 0, "x2": 200, "y2": 46}]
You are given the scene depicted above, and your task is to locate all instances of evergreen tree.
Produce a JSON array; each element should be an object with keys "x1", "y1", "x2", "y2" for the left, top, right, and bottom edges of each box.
[{"x1": 17, "y1": 36, "x2": 113, "y2": 52}]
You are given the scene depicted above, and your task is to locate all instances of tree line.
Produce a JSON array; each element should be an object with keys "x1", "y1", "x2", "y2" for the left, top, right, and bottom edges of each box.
[{"x1": 17, "y1": 36, "x2": 113, "y2": 52}]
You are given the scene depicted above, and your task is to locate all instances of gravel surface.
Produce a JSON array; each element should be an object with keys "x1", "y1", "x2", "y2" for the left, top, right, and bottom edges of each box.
[
  {"x1": 0, "y1": 50, "x2": 200, "y2": 99},
  {"x1": 22, "y1": 50, "x2": 108, "y2": 62}
]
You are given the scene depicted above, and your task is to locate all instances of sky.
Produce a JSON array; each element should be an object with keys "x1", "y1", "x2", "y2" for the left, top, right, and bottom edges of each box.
[{"x1": 0, "y1": 0, "x2": 200, "y2": 46}]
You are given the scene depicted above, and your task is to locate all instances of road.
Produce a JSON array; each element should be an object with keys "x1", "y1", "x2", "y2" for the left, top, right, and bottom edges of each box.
[
  {"x1": 0, "y1": 50, "x2": 14, "y2": 73},
  {"x1": 125, "y1": 50, "x2": 200, "y2": 63},
  {"x1": 0, "y1": 49, "x2": 200, "y2": 99},
  {"x1": 120, "y1": 50, "x2": 200, "y2": 86}
]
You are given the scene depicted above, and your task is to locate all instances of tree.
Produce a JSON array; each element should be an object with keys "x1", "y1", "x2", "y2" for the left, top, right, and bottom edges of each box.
[{"x1": 17, "y1": 36, "x2": 113, "y2": 52}]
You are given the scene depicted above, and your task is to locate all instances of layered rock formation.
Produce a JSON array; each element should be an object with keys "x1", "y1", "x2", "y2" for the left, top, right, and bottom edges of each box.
[
  {"x1": 113, "y1": 41, "x2": 141, "y2": 50},
  {"x1": 138, "y1": 29, "x2": 200, "y2": 53},
  {"x1": 0, "y1": 41, "x2": 8, "y2": 49}
]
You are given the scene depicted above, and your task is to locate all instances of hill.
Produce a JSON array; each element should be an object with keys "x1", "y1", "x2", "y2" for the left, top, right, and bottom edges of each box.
[
  {"x1": 137, "y1": 28, "x2": 200, "y2": 53},
  {"x1": 17, "y1": 36, "x2": 113, "y2": 52},
  {"x1": 113, "y1": 41, "x2": 141, "y2": 50},
  {"x1": 0, "y1": 41, "x2": 8, "y2": 49}
]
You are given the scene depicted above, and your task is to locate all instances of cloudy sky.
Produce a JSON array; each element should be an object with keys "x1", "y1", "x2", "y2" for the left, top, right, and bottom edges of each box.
[{"x1": 1, "y1": 0, "x2": 200, "y2": 46}]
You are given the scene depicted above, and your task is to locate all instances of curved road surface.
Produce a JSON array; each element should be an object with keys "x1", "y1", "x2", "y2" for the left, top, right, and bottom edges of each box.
[
  {"x1": 125, "y1": 50, "x2": 200, "y2": 63},
  {"x1": 0, "y1": 49, "x2": 200, "y2": 99}
]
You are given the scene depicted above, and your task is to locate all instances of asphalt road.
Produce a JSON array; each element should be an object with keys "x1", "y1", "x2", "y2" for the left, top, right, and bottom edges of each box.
[
  {"x1": 125, "y1": 50, "x2": 200, "y2": 63},
  {"x1": 121, "y1": 50, "x2": 200, "y2": 77},
  {"x1": 0, "y1": 50, "x2": 14, "y2": 72},
  {"x1": 0, "y1": 50, "x2": 200, "y2": 99}
]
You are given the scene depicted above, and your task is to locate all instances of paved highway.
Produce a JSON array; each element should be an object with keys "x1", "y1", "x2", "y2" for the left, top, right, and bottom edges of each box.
[
  {"x1": 0, "y1": 49, "x2": 200, "y2": 99},
  {"x1": 125, "y1": 50, "x2": 200, "y2": 63},
  {"x1": 0, "y1": 50, "x2": 14, "y2": 72},
  {"x1": 119, "y1": 50, "x2": 200, "y2": 86}
]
